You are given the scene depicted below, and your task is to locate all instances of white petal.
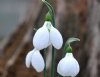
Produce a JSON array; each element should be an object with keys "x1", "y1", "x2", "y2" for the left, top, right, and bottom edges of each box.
[
  {"x1": 33, "y1": 22, "x2": 49, "y2": 50},
  {"x1": 57, "y1": 58, "x2": 67, "y2": 76},
  {"x1": 50, "y1": 26, "x2": 63, "y2": 49},
  {"x1": 64, "y1": 53, "x2": 80, "y2": 76},
  {"x1": 25, "y1": 49, "x2": 35, "y2": 68},
  {"x1": 31, "y1": 50, "x2": 45, "y2": 72},
  {"x1": 66, "y1": 57, "x2": 80, "y2": 76},
  {"x1": 57, "y1": 53, "x2": 80, "y2": 76}
]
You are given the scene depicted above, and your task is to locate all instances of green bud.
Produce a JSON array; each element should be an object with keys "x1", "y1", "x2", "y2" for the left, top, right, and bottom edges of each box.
[
  {"x1": 65, "y1": 45, "x2": 72, "y2": 53},
  {"x1": 45, "y1": 12, "x2": 52, "y2": 21}
]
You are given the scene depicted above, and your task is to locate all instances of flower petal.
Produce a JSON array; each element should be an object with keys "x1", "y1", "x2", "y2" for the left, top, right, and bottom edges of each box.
[
  {"x1": 57, "y1": 58, "x2": 67, "y2": 76},
  {"x1": 25, "y1": 49, "x2": 35, "y2": 68},
  {"x1": 31, "y1": 50, "x2": 45, "y2": 72},
  {"x1": 33, "y1": 22, "x2": 49, "y2": 50},
  {"x1": 50, "y1": 26, "x2": 63, "y2": 49},
  {"x1": 64, "y1": 53, "x2": 80, "y2": 76},
  {"x1": 65, "y1": 57, "x2": 80, "y2": 76}
]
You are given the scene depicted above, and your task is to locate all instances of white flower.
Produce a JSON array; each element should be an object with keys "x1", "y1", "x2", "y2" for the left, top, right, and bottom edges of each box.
[
  {"x1": 33, "y1": 21, "x2": 63, "y2": 50},
  {"x1": 25, "y1": 48, "x2": 45, "y2": 72},
  {"x1": 57, "y1": 53, "x2": 80, "y2": 76}
]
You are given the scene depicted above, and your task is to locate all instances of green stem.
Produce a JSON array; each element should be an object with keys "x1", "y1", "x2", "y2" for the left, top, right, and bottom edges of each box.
[
  {"x1": 43, "y1": 65, "x2": 46, "y2": 77},
  {"x1": 43, "y1": 49, "x2": 46, "y2": 77},
  {"x1": 50, "y1": 47, "x2": 56, "y2": 77},
  {"x1": 58, "y1": 74, "x2": 63, "y2": 77},
  {"x1": 43, "y1": 63, "x2": 46, "y2": 77}
]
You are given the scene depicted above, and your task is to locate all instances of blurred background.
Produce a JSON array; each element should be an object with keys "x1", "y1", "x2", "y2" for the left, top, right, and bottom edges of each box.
[{"x1": 0, "y1": 0, "x2": 100, "y2": 77}]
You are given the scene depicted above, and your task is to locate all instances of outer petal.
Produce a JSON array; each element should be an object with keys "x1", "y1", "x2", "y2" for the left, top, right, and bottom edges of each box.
[
  {"x1": 31, "y1": 50, "x2": 45, "y2": 72},
  {"x1": 50, "y1": 26, "x2": 63, "y2": 49},
  {"x1": 25, "y1": 49, "x2": 35, "y2": 68},
  {"x1": 57, "y1": 58, "x2": 67, "y2": 76},
  {"x1": 64, "y1": 53, "x2": 80, "y2": 76},
  {"x1": 57, "y1": 53, "x2": 80, "y2": 76},
  {"x1": 33, "y1": 22, "x2": 49, "y2": 50},
  {"x1": 65, "y1": 57, "x2": 80, "y2": 76}
]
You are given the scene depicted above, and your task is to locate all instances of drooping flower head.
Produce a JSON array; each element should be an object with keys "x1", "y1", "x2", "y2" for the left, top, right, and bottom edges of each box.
[
  {"x1": 57, "y1": 38, "x2": 80, "y2": 76},
  {"x1": 25, "y1": 49, "x2": 45, "y2": 72},
  {"x1": 33, "y1": 21, "x2": 63, "y2": 50},
  {"x1": 57, "y1": 53, "x2": 80, "y2": 76}
]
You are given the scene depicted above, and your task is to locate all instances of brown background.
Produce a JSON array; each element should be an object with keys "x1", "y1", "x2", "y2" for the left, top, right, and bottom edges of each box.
[{"x1": 0, "y1": 0, "x2": 100, "y2": 77}]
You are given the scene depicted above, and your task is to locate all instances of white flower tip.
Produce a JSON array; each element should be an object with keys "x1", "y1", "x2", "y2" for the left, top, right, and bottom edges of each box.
[{"x1": 35, "y1": 64, "x2": 44, "y2": 72}]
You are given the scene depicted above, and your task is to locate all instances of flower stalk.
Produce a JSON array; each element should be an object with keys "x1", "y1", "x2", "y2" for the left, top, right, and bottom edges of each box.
[
  {"x1": 50, "y1": 47, "x2": 56, "y2": 77},
  {"x1": 43, "y1": 62, "x2": 46, "y2": 77},
  {"x1": 42, "y1": 1, "x2": 56, "y2": 77},
  {"x1": 43, "y1": 49, "x2": 46, "y2": 77}
]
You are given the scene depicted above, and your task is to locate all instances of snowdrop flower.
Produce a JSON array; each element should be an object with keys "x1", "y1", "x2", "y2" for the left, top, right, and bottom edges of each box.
[
  {"x1": 57, "y1": 53, "x2": 80, "y2": 76},
  {"x1": 33, "y1": 21, "x2": 63, "y2": 50},
  {"x1": 25, "y1": 48, "x2": 44, "y2": 72}
]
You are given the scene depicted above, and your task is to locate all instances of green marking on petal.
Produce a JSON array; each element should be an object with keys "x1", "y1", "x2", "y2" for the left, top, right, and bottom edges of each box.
[{"x1": 46, "y1": 21, "x2": 52, "y2": 32}]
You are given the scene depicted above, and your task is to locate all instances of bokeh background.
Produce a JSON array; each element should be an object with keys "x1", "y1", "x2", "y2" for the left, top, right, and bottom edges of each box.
[{"x1": 0, "y1": 0, "x2": 100, "y2": 77}]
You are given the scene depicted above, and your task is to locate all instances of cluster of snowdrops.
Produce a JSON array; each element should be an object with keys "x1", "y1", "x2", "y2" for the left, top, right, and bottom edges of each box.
[{"x1": 25, "y1": 0, "x2": 80, "y2": 77}]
